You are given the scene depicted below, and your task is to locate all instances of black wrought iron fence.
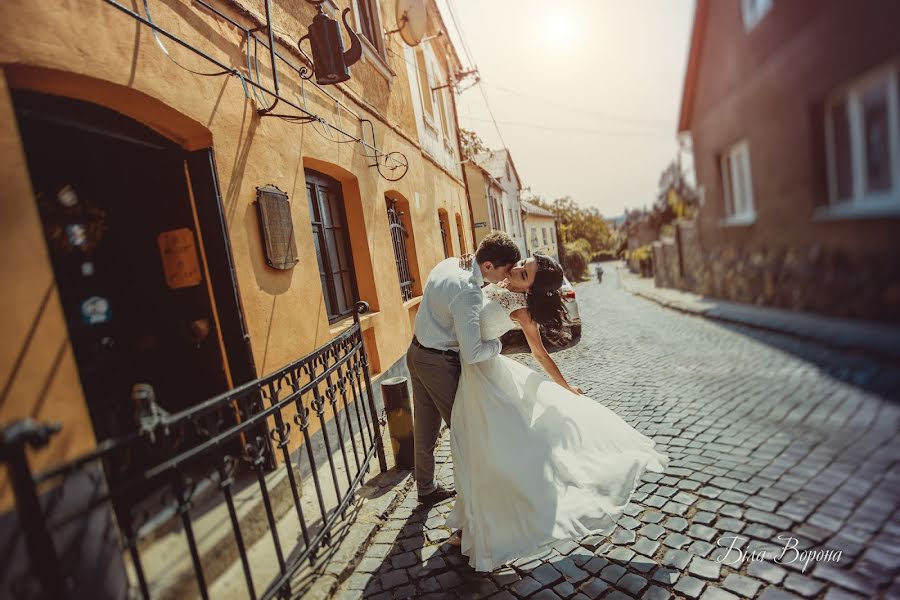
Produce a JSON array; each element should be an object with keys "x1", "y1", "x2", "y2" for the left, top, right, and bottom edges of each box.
[{"x1": 0, "y1": 302, "x2": 386, "y2": 600}]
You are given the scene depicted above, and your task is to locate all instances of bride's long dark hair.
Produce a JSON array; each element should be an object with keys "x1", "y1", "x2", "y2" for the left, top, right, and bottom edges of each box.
[{"x1": 525, "y1": 254, "x2": 570, "y2": 344}]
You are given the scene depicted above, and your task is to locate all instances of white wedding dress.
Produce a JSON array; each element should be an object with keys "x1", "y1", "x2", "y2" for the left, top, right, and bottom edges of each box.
[{"x1": 446, "y1": 283, "x2": 669, "y2": 572}]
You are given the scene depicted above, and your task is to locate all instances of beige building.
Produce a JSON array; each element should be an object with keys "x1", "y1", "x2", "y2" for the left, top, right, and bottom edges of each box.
[
  {"x1": 0, "y1": 0, "x2": 472, "y2": 504},
  {"x1": 471, "y1": 149, "x2": 528, "y2": 257},
  {"x1": 522, "y1": 201, "x2": 559, "y2": 260}
]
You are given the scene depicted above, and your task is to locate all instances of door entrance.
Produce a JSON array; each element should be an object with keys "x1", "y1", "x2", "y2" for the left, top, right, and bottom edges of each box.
[{"x1": 13, "y1": 91, "x2": 242, "y2": 447}]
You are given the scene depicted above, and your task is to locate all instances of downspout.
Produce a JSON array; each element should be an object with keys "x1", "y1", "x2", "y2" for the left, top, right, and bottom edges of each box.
[{"x1": 449, "y1": 82, "x2": 478, "y2": 251}]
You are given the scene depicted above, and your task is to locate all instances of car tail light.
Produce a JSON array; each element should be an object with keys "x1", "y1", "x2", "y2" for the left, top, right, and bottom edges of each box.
[{"x1": 562, "y1": 290, "x2": 576, "y2": 300}]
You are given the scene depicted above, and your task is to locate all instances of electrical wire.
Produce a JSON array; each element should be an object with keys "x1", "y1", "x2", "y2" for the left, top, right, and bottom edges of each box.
[{"x1": 459, "y1": 115, "x2": 676, "y2": 139}]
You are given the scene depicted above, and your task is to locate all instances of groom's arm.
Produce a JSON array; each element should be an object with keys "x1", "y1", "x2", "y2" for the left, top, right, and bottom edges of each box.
[{"x1": 449, "y1": 286, "x2": 501, "y2": 364}]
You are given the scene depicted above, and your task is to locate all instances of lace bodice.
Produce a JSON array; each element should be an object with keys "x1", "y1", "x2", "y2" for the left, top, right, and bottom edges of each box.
[{"x1": 480, "y1": 284, "x2": 528, "y2": 340}]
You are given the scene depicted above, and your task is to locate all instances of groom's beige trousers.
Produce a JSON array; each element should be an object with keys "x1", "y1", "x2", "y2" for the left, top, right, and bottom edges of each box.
[{"x1": 406, "y1": 340, "x2": 461, "y2": 495}]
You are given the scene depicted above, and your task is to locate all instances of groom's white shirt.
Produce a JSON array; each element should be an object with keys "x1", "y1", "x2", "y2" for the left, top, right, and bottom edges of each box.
[{"x1": 413, "y1": 258, "x2": 501, "y2": 364}]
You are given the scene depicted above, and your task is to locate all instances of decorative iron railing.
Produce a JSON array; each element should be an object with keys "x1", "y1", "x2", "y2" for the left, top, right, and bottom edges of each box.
[
  {"x1": 0, "y1": 302, "x2": 386, "y2": 600},
  {"x1": 387, "y1": 201, "x2": 414, "y2": 302}
]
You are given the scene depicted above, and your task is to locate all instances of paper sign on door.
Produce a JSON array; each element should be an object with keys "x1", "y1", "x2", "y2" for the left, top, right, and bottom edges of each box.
[{"x1": 158, "y1": 228, "x2": 202, "y2": 289}]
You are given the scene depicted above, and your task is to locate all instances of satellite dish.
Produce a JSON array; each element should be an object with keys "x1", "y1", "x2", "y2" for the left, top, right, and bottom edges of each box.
[{"x1": 395, "y1": 0, "x2": 428, "y2": 46}]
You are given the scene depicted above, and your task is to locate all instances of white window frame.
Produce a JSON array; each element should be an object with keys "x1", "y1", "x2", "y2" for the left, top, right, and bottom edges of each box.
[
  {"x1": 415, "y1": 47, "x2": 437, "y2": 131},
  {"x1": 741, "y1": 0, "x2": 772, "y2": 32},
  {"x1": 719, "y1": 139, "x2": 756, "y2": 225},
  {"x1": 819, "y1": 63, "x2": 900, "y2": 220}
]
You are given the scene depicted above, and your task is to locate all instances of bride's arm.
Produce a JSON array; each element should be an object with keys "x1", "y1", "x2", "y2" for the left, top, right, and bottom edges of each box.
[{"x1": 512, "y1": 308, "x2": 585, "y2": 395}]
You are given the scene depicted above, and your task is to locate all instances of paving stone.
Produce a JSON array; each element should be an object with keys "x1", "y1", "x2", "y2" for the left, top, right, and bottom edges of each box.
[
  {"x1": 531, "y1": 563, "x2": 564, "y2": 586},
  {"x1": 606, "y1": 546, "x2": 635, "y2": 563},
  {"x1": 617, "y1": 516, "x2": 642, "y2": 530},
  {"x1": 721, "y1": 573, "x2": 762, "y2": 598},
  {"x1": 491, "y1": 568, "x2": 521, "y2": 587},
  {"x1": 782, "y1": 573, "x2": 824, "y2": 598},
  {"x1": 554, "y1": 539, "x2": 582, "y2": 556},
  {"x1": 688, "y1": 524, "x2": 718, "y2": 541},
  {"x1": 379, "y1": 569, "x2": 409, "y2": 590},
  {"x1": 604, "y1": 592, "x2": 633, "y2": 600},
  {"x1": 598, "y1": 563, "x2": 627, "y2": 584},
  {"x1": 552, "y1": 580, "x2": 576, "y2": 599},
  {"x1": 718, "y1": 504, "x2": 744, "y2": 519},
  {"x1": 509, "y1": 576, "x2": 542, "y2": 597},
  {"x1": 576, "y1": 578, "x2": 609, "y2": 599},
  {"x1": 692, "y1": 511, "x2": 717, "y2": 526},
  {"x1": 662, "y1": 501, "x2": 690, "y2": 516},
  {"x1": 640, "y1": 511, "x2": 666, "y2": 524},
  {"x1": 662, "y1": 548, "x2": 692, "y2": 570},
  {"x1": 662, "y1": 532, "x2": 691, "y2": 549},
  {"x1": 696, "y1": 500, "x2": 725, "y2": 512},
  {"x1": 611, "y1": 529, "x2": 636, "y2": 545},
  {"x1": 630, "y1": 536, "x2": 659, "y2": 557},
  {"x1": 390, "y1": 551, "x2": 418, "y2": 569},
  {"x1": 674, "y1": 575, "x2": 707, "y2": 599},
  {"x1": 747, "y1": 560, "x2": 787, "y2": 584},
  {"x1": 688, "y1": 540, "x2": 715, "y2": 557},
  {"x1": 664, "y1": 517, "x2": 689, "y2": 532},
  {"x1": 714, "y1": 517, "x2": 745, "y2": 533},
  {"x1": 531, "y1": 589, "x2": 562, "y2": 600},
  {"x1": 582, "y1": 556, "x2": 609, "y2": 575},
  {"x1": 579, "y1": 534, "x2": 608, "y2": 551},
  {"x1": 688, "y1": 556, "x2": 721, "y2": 580},
  {"x1": 639, "y1": 523, "x2": 667, "y2": 540},
  {"x1": 617, "y1": 572, "x2": 648, "y2": 595},
  {"x1": 488, "y1": 592, "x2": 517, "y2": 600},
  {"x1": 744, "y1": 508, "x2": 792, "y2": 530},
  {"x1": 699, "y1": 587, "x2": 740, "y2": 600},
  {"x1": 757, "y1": 587, "x2": 802, "y2": 600},
  {"x1": 643, "y1": 585, "x2": 673, "y2": 600}
]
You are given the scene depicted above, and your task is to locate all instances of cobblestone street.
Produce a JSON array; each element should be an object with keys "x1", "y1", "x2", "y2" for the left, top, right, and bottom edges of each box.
[{"x1": 337, "y1": 267, "x2": 900, "y2": 600}]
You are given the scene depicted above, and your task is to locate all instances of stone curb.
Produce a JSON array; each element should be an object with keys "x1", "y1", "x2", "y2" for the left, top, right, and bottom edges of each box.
[{"x1": 617, "y1": 266, "x2": 900, "y2": 364}]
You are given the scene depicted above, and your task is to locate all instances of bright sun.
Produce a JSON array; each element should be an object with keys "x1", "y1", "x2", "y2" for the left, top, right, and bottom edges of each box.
[{"x1": 544, "y1": 14, "x2": 575, "y2": 44}]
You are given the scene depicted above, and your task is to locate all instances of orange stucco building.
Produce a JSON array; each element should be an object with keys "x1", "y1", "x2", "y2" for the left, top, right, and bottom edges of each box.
[{"x1": 0, "y1": 0, "x2": 471, "y2": 506}]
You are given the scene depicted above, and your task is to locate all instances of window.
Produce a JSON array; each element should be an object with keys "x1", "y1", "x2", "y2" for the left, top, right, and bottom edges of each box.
[
  {"x1": 386, "y1": 197, "x2": 414, "y2": 302},
  {"x1": 741, "y1": 0, "x2": 772, "y2": 31},
  {"x1": 824, "y1": 64, "x2": 900, "y2": 216},
  {"x1": 438, "y1": 210, "x2": 452, "y2": 258},
  {"x1": 415, "y1": 48, "x2": 435, "y2": 125},
  {"x1": 542, "y1": 227, "x2": 549, "y2": 246},
  {"x1": 508, "y1": 208, "x2": 515, "y2": 236},
  {"x1": 719, "y1": 140, "x2": 756, "y2": 223},
  {"x1": 307, "y1": 171, "x2": 358, "y2": 322},
  {"x1": 355, "y1": 0, "x2": 385, "y2": 57},
  {"x1": 531, "y1": 227, "x2": 538, "y2": 247},
  {"x1": 455, "y1": 213, "x2": 466, "y2": 254}
]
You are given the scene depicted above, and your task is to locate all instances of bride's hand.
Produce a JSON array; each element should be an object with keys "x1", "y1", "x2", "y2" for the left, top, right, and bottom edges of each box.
[
  {"x1": 569, "y1": 385, "x2": 585, "y2": 395},
  {"x1": 496, "y1": 279, "x2": 510, "y2": 289},
  {"x1": 458, "y1": 253, "x2": 475, "y2": 270}
]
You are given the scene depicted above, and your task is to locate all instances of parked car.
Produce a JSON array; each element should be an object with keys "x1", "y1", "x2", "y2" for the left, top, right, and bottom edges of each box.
[{"x1": 501, "y1": 276, "x2": 582, "y2": 345}]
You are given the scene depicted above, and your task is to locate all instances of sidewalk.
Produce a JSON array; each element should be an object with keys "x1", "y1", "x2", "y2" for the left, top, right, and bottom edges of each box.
[{"x1": 615, "y1": 265, "x2": 900, "y2": 364}]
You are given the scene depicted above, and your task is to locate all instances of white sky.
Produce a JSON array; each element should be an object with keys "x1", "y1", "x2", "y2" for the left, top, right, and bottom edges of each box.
[{"x1": 436, "y1": 0, "x2": 696, "y2": 217}]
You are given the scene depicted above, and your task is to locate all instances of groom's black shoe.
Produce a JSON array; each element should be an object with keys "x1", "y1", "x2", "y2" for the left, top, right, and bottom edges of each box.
[{"x1": 417, "y1": 485, "x2": 457, "y2": 506}]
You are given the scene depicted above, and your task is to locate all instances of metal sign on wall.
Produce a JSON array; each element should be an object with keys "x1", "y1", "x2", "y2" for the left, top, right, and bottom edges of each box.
[{"x1": 255, "y1": 185, "x2": 299, "y2": 270}]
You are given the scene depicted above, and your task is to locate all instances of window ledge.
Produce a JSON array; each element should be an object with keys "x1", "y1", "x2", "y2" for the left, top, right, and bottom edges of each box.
[
  {"x1": 403, "y1": 295, "x2": 423, "y2": 310},
  {"x1": 329, "y1": 309, "x2": 380, "y2": 335},
  {"x1": 719, "y1": 213, "x2": 757, "y2": 227},
  {"x1": 814, "y1": 201, "x2": 900, "y2": 221},
  {"x1": 360, "y1": 35, "x2": 395, "y2": 81}
]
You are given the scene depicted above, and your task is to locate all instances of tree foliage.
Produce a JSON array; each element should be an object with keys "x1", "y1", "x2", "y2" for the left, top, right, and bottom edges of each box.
[
  {"x1": 459, "y1": 128, "x2": 488, "y2": 160},
  {"x1": 527, "y1": 195, "x2": 612, "y2": 252}
]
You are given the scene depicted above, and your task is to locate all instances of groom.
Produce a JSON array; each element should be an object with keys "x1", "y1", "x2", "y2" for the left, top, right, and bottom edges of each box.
[{"x1": 408, "y1": 232, "x2": 521, "y2": 505}]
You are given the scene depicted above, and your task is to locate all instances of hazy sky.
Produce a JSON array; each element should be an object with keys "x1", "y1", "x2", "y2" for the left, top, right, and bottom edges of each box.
[{"x1": 437, "y1": 0, "x2": 696, "y2": 217}]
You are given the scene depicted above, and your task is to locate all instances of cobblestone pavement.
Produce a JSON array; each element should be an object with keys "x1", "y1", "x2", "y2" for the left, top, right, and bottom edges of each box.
[{"x1": 337, "y1": 268, "x2": 900, "y2": 600}]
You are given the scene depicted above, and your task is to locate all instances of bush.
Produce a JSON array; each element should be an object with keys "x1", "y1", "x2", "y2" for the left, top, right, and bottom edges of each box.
[
  {"x1": 590, "y1": 250, "x2": 616, "y2": 263},
  {"x1": 563, "y1": 238, "x2": 591, "y2": 281}
]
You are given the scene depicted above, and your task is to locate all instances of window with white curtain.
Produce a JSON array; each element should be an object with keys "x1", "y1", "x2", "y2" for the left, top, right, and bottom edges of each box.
[
  {"x1": 720, "y1": 140, "x2": 756, "y2": 223},
  {"x1": 824, "y1": 63, "x2": 900, "y2": 217},
  {"x1": 741, "y1": 0, "x2": 772, "y2": 31}
]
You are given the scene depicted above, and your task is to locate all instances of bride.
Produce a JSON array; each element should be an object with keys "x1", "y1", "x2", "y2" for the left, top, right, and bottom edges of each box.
[{"x1": 445, "y1": 253, "x2": 669, "y2": 572}]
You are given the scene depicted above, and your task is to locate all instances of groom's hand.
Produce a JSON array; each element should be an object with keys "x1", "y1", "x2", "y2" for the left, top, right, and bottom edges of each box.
[{"x1": 459, "y1": 253, "x2": 475, "y2": 270}]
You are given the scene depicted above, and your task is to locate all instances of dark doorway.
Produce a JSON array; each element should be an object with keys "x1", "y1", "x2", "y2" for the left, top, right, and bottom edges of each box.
[{"x1": 12, "y1": 91, "x2": 254, "y2": 447}]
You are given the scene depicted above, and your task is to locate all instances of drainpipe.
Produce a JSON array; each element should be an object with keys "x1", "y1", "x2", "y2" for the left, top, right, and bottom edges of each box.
[{"x1": 448, "y1": 81, "x2": 477, "y2": 252}]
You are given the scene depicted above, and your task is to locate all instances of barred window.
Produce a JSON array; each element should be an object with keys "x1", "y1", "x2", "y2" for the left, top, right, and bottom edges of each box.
[{"x1": 386, "y1": 197, "x2": 414, "y2": 302}]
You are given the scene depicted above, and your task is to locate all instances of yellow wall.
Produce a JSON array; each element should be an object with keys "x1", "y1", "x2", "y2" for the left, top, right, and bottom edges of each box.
[
  {"x1": 0, "y1": 0, "x2": 471, "y2": 502},
  {"x1": 524, "y1": 214, "x2": 558, "y2": 256},
  {"x1": 464, "y1": 162, "x2": 501, "y2": 248}
]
